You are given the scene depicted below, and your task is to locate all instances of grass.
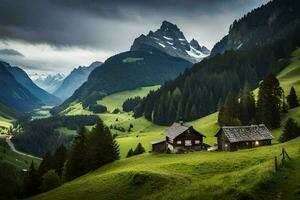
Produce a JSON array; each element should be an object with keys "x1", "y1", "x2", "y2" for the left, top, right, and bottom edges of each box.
[
  {"x1": 0, "y1": 114, "x2": 13, "y2": 129},
  {"x1": 277, "y1": 48, "x2": 300, "y2": 96},
  {"x1": 98, "y1": 86, "x2": 160, "y2": 112},
  {"x1": 29, "y1": 137, "x2": 300, "y2": 200},
  {"x1": 122, "y1": 57, "x2": 144, "y2": 63}
]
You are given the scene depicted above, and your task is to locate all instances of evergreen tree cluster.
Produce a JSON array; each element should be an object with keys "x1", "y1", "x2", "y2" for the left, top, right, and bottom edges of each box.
[
  {"x1": 280, "y1": 118, "x2": 300, "y2": 142},
  {"x1": 22, "y1": 144, "x2": 67, "y2": 198},
  {"x1": 22, "y1": 121, "x2": 120, "y2": 198},
  {"x1": 64, "y1": 121, "x2": 119, "y2": 181},
  {"x1": 122, "y1": 96, "x2": 142, "y2": 112},
  {"x1": 12, "y1": 115, "x2": 100, "y2": 157},
  {"x1": 126, "y1": 143, "x2": 146, "y2": 158},
  {"x1": 134, "y1": 0, "x2": 300, "y2": 126},
  {"x1": 89, "y1": 104, "x2": 107, "y2": 113},
  {"x1": 218, "y1": 75, "x2": 284, "y2": 129}
]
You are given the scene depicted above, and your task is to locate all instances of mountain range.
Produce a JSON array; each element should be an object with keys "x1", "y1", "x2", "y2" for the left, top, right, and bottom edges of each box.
[
  {"x1": 53, "y1": 61, "x2": 102, "y2": 101},
  {"x1": 34, "y1": 73, "x2": 65, "y2": 94},
  {"x1": 131, "y1": 21, "x2": 210, "y2": 63}
]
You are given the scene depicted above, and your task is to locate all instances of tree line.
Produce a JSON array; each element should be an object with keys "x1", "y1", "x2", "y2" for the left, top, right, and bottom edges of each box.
[
  {"x1": 12, "y1": 115, "x2": 100, "y2": 157},
  {"x1": 218, "y1": 75, "x2": 299, "y2": 129},
  {"x1": 21, "y1": 120, "x2": 119, "y2": 198}
]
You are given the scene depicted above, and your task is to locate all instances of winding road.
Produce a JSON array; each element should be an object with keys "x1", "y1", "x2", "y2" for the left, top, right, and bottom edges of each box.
[{"x1": 6, "y1": 135, "x2": 40, "y2": 159}]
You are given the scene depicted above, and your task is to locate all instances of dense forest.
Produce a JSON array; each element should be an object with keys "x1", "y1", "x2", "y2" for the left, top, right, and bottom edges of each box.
[
  {"x1": 134, "y1": 0, "x2": 300, "y2": 125},
  {"x1": 12, "y1": 115, "x2": 100, "y2": 157}
]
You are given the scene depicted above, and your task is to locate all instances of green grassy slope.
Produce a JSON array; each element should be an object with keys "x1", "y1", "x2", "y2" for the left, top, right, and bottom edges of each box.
[
  {"x1": 30, "y1": 137, "x2": 300, "y2": 200},
  {"x1": 277, "y1": 48, "x2": 300, "y2": 95},
  {"x1": 98, "y1": 85, "x2": 160, "y2": 112}
]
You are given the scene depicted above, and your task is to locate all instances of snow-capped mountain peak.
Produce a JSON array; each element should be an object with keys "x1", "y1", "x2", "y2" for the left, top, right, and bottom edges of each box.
[{"x1": 130, "y1": 21, "x2": 210, "y2": 63}]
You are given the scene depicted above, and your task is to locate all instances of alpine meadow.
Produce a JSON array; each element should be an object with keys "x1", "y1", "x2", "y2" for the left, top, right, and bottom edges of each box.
[{"x1": 1, "y1": 0, "x2": 300, "y2": 200}]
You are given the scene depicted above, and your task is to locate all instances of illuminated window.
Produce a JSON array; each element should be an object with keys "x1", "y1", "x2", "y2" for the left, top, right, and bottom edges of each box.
[
  {"x1": 195, "y1": 140, "x2": 200, "y2": 144},
  {"x1": 177, "y1": 141, "x2": 182, "y2": 144},
  {"x1": 185, "y1": 140, "x2": 192, "y2": 146},
  {"x1": 255, "y1": 141, "x2": 259, "y2": 146}
]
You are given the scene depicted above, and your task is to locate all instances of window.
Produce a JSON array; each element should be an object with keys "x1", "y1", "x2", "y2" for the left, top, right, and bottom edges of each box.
[
  {"x1": 255, "y1": 141, "x2": 259, "y2": 146},
  {"x1": 195, "y1": 140, "x2": 200, "y2": 144},
  {"x1": 185, "y1": 140, "x2": 192, "y2": 146},
  {"x1": 169, "y1": 138, "x2": 173, "y2": 143},
  {"x1": 177, "y1": 141, "x2": 182, "y2": 145}
]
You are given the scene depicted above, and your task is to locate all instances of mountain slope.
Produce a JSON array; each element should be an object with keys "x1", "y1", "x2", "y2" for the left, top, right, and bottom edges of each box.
[
  {"x1": 131, "y1": 21, "x2": 210, "y2": 63},
  {"x1": 211, "y1": 0, "x2": 300, "y2": 56},
  {"x1": 0, "y1": 63, "x2": 42, "y2": 112},
  {"x1": 134, "y1": 0, "x2": 300, "y2": 125},
  {"x1": 3, "y1": 62, "x2": 61, "y2": 105},
  {"x1": 54, "y1": 62, "x2": 102, "y2": 101},
  {"x1": 34, "y1": 73, "x2": 65, "y2": 94},
  {"x1": 53, "y1": 49, "x2": 192, "y2": 114}
]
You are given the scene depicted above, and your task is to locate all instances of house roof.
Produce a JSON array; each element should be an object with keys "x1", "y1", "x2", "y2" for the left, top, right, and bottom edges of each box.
[
  {"x1": 215, "y1": 124, "x2": 273, "y2": 143},
  {"x1": 151, "y1": 140, "x2": 166, "y2": 145},
  {"x1": 164, "y1": 122, "x2": 205, "y2": 139}
]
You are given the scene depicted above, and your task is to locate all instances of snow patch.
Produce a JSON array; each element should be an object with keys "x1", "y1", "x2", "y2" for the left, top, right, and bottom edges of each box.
[
  {"x1": 186, "y1": 46, "x2": 208, "y2": 59},
  {"x1": 163, "y1": 36, "x2": 173, "y2": 40},
  {"x1": 237, "y1": 43, "x2": 243, "y2": 49},
  {"x1": 158, "y1": 43, "x2": 166, "y2": 48},
  {"x1": 166, "y1": 41, "x2": 173, "y2": 45},
  {"x1": 179, "y1": 38, "x2": 186, "y2": 41}
]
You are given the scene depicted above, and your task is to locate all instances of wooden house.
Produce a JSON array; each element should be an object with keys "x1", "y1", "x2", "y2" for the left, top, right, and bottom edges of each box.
[
  {"x1": 215, "y1": 124, "x2": 273, "y2": 151},
  {"x1": 151, "y1": 121, "x2": 207, "y2": 153}
]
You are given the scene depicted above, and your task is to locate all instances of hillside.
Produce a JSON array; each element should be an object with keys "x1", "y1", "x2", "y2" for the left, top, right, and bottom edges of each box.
[
  {"x1": 54, "y1": 62, "x2": 102, "y2": 101},
  {"x1": 52, "y1": 49, "x2": 192, "y2": 115},
  {"x1": 0, "y1": 63, "x2": 42, "y2": 112},
  {"x1": 29, "y1": 137, "x2": 300, "y2": 200},
  {"x1": 5, "y1": 63, "x2": 61, "y2": 105}
]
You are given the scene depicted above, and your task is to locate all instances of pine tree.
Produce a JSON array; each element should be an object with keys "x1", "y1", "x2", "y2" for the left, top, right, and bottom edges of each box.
[
  {"x1": 85, "y1": 121, "x2": 119, "y2": 171},
  {"x1": 22, "y1": 161, "x2": 40, "y2": 197},
  {"x1": 287, "y1": 86, "x2": 299, "y2": 109},
  {"x1": 52, "y1": 144, "x2": 67, "y2": 177},
  {"x1": 126, "y1": 148, "x2": 134, "y2": 158},
  {"x1": 40, "y1": 170, "x2": 61, "y2": 192},
  {"x1": 218, "y1": 91, "x2": 241, "y2": 126},
  {"x1": 256, "y1": 74, "x2": 283, "y2": 128},
  {"x1": 280, "y1": 118, "x2": 300, "y2": 142},
  {"x1": 239, "y1": 82, "x2": 256, "y2": 125},
  {"x1": 38, "y1": 152, "x2": 53, "y2": 177},
  {"x1": 63, "y1": 127, "x2": 87, "y2": 181},
  {"x1": 133, "y1": 143, "x2": 145, "y2": 155}
]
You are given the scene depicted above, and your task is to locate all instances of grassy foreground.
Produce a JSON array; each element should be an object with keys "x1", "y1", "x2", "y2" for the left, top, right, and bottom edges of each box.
[{"x1": 30, "y1": 137, "x2": 300, "y2": 200}]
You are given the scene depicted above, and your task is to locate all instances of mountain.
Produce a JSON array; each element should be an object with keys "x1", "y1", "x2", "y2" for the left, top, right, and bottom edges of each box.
[
  {"x1": 52, "y1": 49, "x2": 192, "y2": 114},
  {"x1": 53, "y1": 61, "x2": 102, "y2": 101},
  {"x1": 134, "y1": 0, "x2": 300, "y2": 125},
  {"x1": 131, "y1": 21, "x2": 210, "y2": 63},
  {"x1": 4, "y1": 63, "x2": 61, "y2": 105},
  {"x1": 210, "y1": 0, "x2": 300, "y2": 56},
  {"x1": 0, "y1": 62, "x2": 42, "y2": 112},
  {"x1": 34, "y1": 73, "x2": 65, "y2": 94}
]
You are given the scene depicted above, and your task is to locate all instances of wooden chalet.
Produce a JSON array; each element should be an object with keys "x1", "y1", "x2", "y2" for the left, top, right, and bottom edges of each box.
[
  {"x1": 215, "y1": 124, "x2": 273, "y2": 151},
  {"x1": 151, "y1": 121, "x2": 207, "y2": 153}
]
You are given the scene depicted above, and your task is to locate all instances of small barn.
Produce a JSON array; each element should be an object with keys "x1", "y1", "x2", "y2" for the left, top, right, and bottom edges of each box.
[
  {"x1": 215, "y1": 124, "x2": 273, "y2": 151},
  {"x1": 151, "y1": 121, "x2": 207, "y2": 153}
]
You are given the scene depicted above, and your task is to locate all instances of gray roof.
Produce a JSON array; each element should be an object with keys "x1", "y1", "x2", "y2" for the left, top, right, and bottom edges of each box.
[
  {"x1": 164, "y1": 122, "x2": 205, "y2": 139},
  {"x1": 216, "y1": 124, "x2": 273, "y2": 143}
]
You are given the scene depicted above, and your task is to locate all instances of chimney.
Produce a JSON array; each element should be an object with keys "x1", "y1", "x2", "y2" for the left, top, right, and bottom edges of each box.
[{"x1": 179, "y1": 120, "x2": 184, "y2": 125}]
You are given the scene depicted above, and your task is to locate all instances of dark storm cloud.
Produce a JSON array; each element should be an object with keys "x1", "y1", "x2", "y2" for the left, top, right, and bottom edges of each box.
[{"x1": 0, "y1": 0, "x2": 269, "y2": 51}]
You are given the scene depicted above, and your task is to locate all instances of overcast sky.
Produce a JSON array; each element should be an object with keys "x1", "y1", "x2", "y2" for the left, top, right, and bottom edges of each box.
[{"x1": 0, "y1": 0, "x2": 270, "y2": 76}]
